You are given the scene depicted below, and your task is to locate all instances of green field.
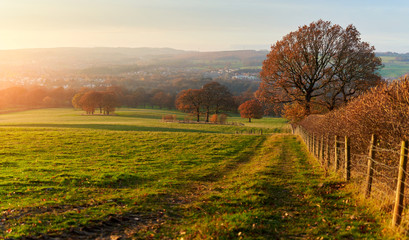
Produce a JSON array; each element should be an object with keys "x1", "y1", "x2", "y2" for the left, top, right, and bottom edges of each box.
[
  {"x1": 0, "y1": 108, "x2": 286, "y2": 238},
  {"x1": 0, "y1": 108, "x2": 387, "y2": 239},
  {"x1": 379, "y1": 56, "x2": 409, "y2": 79}
]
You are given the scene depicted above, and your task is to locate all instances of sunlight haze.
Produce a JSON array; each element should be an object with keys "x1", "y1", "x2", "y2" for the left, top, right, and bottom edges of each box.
[{"x1": 0, "y1": 0, "x2": 408, "y2": 52}]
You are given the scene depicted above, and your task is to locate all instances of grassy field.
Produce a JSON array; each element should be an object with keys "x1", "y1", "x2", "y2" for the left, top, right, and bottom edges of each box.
[
  {"x1": 0, "y1": 108, "x2": 286, "y2": 238},
  {"x1": 379, "y1": 56, "x2": 409, "y2": 79},
  {"x1": 0, "y1": 108, "x2": 289, "y2": 134},
  {"x1": 0, "y1": 108, "x2": 386, "y2": 239}
]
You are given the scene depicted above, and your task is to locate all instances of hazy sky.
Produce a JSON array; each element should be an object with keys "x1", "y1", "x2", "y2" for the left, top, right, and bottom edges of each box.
[{"x1": 0, "y1": 0, "x2": 408, "y2": 52}]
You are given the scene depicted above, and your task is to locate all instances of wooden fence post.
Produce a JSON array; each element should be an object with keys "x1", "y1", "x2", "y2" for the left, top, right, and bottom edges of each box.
[
  {"x1": 334, "y1": 135, "x2": 340, "y2": 171},
  {"x1": 320, "y1": 135, "x2": 324, "y2": 163},
  {"x1": 365, "y1": 134, "x2": 377, "y2": 198},
  {"x1": 392, "y1": 140, "x2": 409, "y2": 227},
  {"x1": 312, "y1": 133, "x2": 316, "y2": 156},
  {"x1": 345, "y1": 136, "x2": 351, "y2": 181},
  {"x1": 326, "y1": 135, "x2": 331, "y2": 170}
]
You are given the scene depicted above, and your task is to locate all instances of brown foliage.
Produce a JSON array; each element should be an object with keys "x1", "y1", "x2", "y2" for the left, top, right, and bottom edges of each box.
[
  {"x1": 299, "y1": 75, "x2": 409, "y2": 162},
  {"x1": 175, "y1": 89, "x2": 203, "y2": 122},
  {"x1": 175, "y1": 82, "x2": 234, "y2": 122},
  {"x1": 76, "y1": 91, "x2": 119, "y2": 115},
  {"x1": 162, "y1": 115, "x2": 177, "y2": 122},
  {"x1": 257, "y1": 19, "x2": 382, "y2": 115},
  {"x1": 238, "y1": 100, "x2": 263, "y2": 122},
  {"x1": 210, "y1": 114, "x2": 219, "y2": 123},
  {"x1": 209, "y1": 114, "x2": 228, "y2": 124},
  {"x1": 0, "y1": 86, "x2": 74, "y2": 109},
  {"x1": 201, "y1": 82, "x2": 235, "y2": 122}
]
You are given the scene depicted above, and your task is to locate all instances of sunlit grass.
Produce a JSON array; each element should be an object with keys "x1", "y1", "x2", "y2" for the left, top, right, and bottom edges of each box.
[
  {"x1": 0, "y1": 108, "x2": 289, "y2": 134},
  {"x1": 0, "y1": 108, "x2": 288, "y2": 238},
  {"x1": 0, "y1": 127, "x2": 266, "y2": 238}
]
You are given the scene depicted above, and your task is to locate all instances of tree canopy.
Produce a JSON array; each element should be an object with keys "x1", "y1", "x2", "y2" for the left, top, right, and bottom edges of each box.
[
  {"x1": 238, "y1": 99, "x2": 263, "y2": 122},
  {"x1": 257, "y1": 20, "x2": 382, "y2": 117},
  {"x1": 73, "y1": 90, "x2": 119, "y2": 115},
  {"x1": 175, "y1": 82, "x2": 234, "y2": 122}
]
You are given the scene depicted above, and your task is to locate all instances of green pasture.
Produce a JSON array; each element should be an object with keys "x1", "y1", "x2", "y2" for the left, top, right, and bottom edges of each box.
[
  {"x1": 0, "y1": 108, "x2": 386, "y2": 239},
  {"x1": 0, "y1": 108, "x2": 289, "y2": 134},
  {"x1": 0, "y1": 108, "x2": 287, "y2": 238},
  {"x1": 379, "y1": 56, "x2": 409, "y2": 79}
]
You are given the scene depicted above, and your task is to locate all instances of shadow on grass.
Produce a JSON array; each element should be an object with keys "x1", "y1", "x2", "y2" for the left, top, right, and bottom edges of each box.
[{"x1": 3, "y1": 123, "x2": 219, "y2": 133}]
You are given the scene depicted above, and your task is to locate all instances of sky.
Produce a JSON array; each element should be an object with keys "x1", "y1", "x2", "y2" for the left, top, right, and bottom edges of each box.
[{"x1": 0, "y1": 0, "x2": 408, "y2": 52}]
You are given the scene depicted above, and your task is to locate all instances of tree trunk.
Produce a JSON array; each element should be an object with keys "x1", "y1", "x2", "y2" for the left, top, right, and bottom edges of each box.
[
  {"x1": 249, "y1": 118, "x2": 251, "y2": 123},
  {"x1": 305, "y1": 93, "x2": 312, "y2": 115}
]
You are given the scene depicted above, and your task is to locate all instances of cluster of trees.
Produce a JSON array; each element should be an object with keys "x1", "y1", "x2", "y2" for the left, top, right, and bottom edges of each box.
[
  {"x1": 71, "y1": 86, "x2": 178, "y2": 114},
  {"x1": 72, "y1": 90, "x2": 119, "y2": 115},
  {"x1": 257, "y1": 20, "x2": 382, "y2": 121},
  {"x1": 0, "y1": 86, "x2": 75, "y2": 109},
  {"x1": 96, "y1": 86, "x2": 176, "y2": 110},
  {"x1": 176, "y1": 82, "x2": 235, "y2": 122}
]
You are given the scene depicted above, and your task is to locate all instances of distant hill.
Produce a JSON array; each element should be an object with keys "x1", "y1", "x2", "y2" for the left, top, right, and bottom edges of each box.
[
  {"x1": 0, "y1": 47, "x2": 188, "y2": 70},
  {"x1": 0, "y1": 47, "x2": 407, "y2": 79},
  {"x1": 0, "y1": 47, "x2": 267, "y2": 71}
]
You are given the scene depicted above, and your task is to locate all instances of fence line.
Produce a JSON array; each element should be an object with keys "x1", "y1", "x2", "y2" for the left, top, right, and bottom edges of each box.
[{"x1": 293, "y1": 125, "x2": 408, "y2": 228}]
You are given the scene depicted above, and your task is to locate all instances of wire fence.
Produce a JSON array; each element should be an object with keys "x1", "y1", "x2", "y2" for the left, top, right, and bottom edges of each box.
[{"x1": 293, "y1": 125, "x2": 409, "y2": 228}]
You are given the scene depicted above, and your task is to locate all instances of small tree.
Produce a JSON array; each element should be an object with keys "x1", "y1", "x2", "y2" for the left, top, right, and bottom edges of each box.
[
  {"x1": 175, "y1": 89, "x2": 203, "y2": 122},
  {"x1": 101, "y1": 92, "x2": 119, "y2": 115},
  {"x1": 201, "y1": 82, "x2": 234, "y2": 122},
  {"x1": 210, "y1": 114, "x2": 219, "y2": 123},
  {"x1": 238, "y1": 100, "x2": 263, "y2": 123}
]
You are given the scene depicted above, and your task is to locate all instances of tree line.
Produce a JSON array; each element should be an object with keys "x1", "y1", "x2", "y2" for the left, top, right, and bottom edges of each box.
[
  {"x1": 0, "y1": 86, "x2": 75, "y2": 109},
  {"x1": 0, "y1": 85, "x2": 178, "y2": 112}
]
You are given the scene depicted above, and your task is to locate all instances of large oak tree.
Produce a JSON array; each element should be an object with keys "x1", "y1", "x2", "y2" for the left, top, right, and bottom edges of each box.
[{"x1": 257, "y1": 20, "x2": 382, "y2": 115}]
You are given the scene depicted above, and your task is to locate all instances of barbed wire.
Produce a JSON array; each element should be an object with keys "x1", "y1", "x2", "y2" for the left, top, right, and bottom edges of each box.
[{"x1": 295, "y1": 127, "x2": 407, "y2": 219}]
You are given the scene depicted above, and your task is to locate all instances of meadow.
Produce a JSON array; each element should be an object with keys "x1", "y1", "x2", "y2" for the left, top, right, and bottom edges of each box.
[
  {"x1": 0, "y1": 108, "x2": 288, "y2": 238},
  {"x1": 0, "y1": 108, "x2": 387, "y2": 239},
  {"x1": 379, "y1": 56, "x2": 409, "y2": 79}
]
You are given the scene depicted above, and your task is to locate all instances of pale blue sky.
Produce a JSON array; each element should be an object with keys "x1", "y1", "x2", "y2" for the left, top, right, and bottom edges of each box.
[{"x1": 0, "y1": 0, "x2": 408, "y2": 52}]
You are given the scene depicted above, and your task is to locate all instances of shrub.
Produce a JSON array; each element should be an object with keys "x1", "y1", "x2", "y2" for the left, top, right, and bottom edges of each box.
[{"x1": 162, "y1": 114, "x2": 176, "y2": 122}]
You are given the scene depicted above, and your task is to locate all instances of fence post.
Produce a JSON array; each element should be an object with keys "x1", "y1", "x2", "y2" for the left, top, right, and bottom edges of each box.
[
  {"x1": 320, "y1": 135, "x2": 324, "y2": 163},
  {"x1": 365, "y1": 134, "x2": 377, "y2": 198},
  {"x1": 334, "y1": 135, "x2": 340, "y2": 171},
  {"x1": 312, "y1": 133, "x2": 316, "y2": 156},
  {"x1": 326, "y1": 135, "x2": 330, "y2": 170},
  {"x1": 345, "y1": 136, "x2": 351, "y2": 181},
  {"x1": 392, "y1": 140, "x2": 409, "y2": 227}
]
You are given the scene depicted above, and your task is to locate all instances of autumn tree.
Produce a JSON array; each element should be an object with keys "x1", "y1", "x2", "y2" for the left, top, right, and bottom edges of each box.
[
  {"x1": 101, "y1": 91, "x2": 119, "y2": 115},
  {"x1": 152, "y1": 91, "x2": 174, "y2": 109},
  {"x1": 201, "y1": 82, "x2": 234, "y2": 122},
  {"x1": 175, "y1": 89, "x2": 203, "y2": 122},
  {"x1": 238, "y1": 100, "x2": 263, "y2": 122},
  {"x1": 78, "y1": 91, "x2": 99, "y2": 114},
  {"x1": 257, "y1": 19, "x2": 382, "y2": 117},
  {"x1": 75, "y1": 90, "x2": 119, "y2": 115}
]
